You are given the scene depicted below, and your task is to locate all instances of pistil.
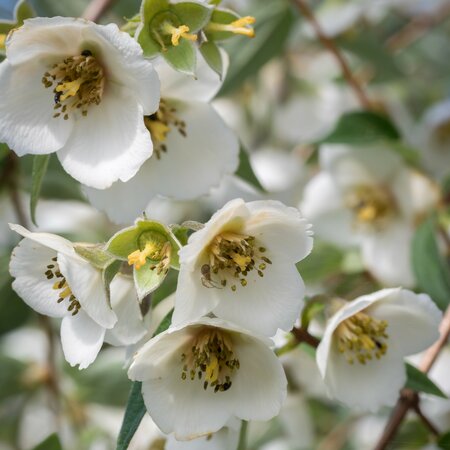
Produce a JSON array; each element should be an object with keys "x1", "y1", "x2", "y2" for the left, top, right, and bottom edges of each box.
[{"x1": 206, "y1": 16, "x2": 256, "y2": 38}]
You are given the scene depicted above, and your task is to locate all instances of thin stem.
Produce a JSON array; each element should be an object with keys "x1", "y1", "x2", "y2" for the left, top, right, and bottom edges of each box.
[
  {"x1": 237, "y1": 420, "x2": 248, "y2": 450},
  {"x1": 82, "y1": 0, "x2": 116, "y2": 22},
  {"x1": 290, "y1": 0, "x2": 373, "y2": 111},
  {"x1": 374, "y1": 305, "x2": 450, "y2": 449},
  {"x1": 413, "y1": 403, "x2": 440, "y2": 436},
  {"x1": 291, "y1": 326, "x2": 320, "y2": 348}
]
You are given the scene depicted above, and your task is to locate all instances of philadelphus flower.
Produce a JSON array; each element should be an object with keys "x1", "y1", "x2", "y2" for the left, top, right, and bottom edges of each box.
[
  {"x1": 8, "y1": 224, "x2": 146, "y2": 368},
  {"x1": 316, "y1": 288, "x2": 442, "y2": 411},
  {"x1": 301, "y1": 145, "x2": 439, "y2": 287},
  {"x1": 85, "y1": 51, "x2": 239, "y2": 223},
  {"x1": 0, "y1": 17, "x2": 160, "y2": 188},
  {"x1": 172, "y1": 198, "x2": 313, "y2": 336},
  {"x1": 128, "y1": 317, "x2": 287, "y2": 440}
]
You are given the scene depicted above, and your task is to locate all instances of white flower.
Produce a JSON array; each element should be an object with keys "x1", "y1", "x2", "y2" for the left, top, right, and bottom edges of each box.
[
  {"x1": 84, "y1": 51, "x2": 239, "y2": 223},
  {"x1": 172, "y1": 198, "x2": 313, "y2": 336},
  {"x1": 316, "y1": 288, "x2": 442, "y2": 411},
  {"x1": 301, "y1": 144, "x2": 439, "y2": 287},
  {"x1": 128, "y1": 317, "x2": 287, "y2": 440},
  {"x1": 9, "y1": 224, "x2": 146, "y2": 368},
  {"x1": 0, "y1": 17, "x2": 160, "y2": 189}
]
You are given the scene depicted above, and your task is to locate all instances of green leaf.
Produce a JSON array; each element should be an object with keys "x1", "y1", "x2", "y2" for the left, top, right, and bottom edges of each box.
[
  {"x1": 301, "y1": 296, "x2": 326, "y2": 330},
  {"x1": 74, "y1": 244, "x2": 116, "y2": 269},
  {"x1": 199, "y1": 40, "x2": 223, "y2": 78},
  {"x1": 412, "y1": 218, "x2": 450, "y2": 310},
  {"x1": 438, "y1": 431, "x2": 450, "y2": 449},
  {"x1": 405, "y1": 363, "x2": 447, "y2": 398},
  {"x1": 32, "y1": 434, "x2": 63, "y2": 450},
  {"x1": 163, "y1": 39, "x2": 196, "y2": 75},
  {"x1": 236, "y1": 146, "x2": 264, "y2": 191},
  {"x1": 220, "y1": 3, "x2": 295, "y2": 95},
  {"x1": 317, "y1": 111, "x2": 400, "y2": 145},
  {"x1": 171, "y1": 2, "x2": 212, "y2": 32},
  {"x1": 116, "y1": 310, "x2": 173, "y2": 450},
  {"x1": 30, "y1": 154, "x2": 50, "y2": 226}
]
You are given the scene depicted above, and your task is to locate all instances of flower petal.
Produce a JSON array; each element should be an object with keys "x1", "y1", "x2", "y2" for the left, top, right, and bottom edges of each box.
[
  {"x1": 10, "y1": 237, "x2": 68, "y2": 318},
  {"x1": 60, "y1": 310, "x2": 105, "y2": 369},
  {"x1": 57, "y1": 84, "x2": 152, "y2": 189},
  {"x1": 57, "y1": 252, "x2": 117, "y2": 329},
  {"x1": 0, "y1": 60, "x2": 73, "y2": 155}
]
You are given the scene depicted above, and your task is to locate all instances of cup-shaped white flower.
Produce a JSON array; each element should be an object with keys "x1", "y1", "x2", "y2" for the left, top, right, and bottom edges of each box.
[
  {"x1": 0, "y1": 17, "x2": 160, "y2": 189},
  {"x1": 84, "y1": 51, "x2": 239, "y2": 223},
  {"x1": 301, "y1": 144, "x2": 439, "y2": 286},
  {"x1": 172, "y1": 198, "x2": 313, "y2": 336},
  {"x1": 9, "y1": 224, "x2": 147, "y2": 369},
  {"x1": 128, "y1": 317, "x2": 287, "y2": 440},
  {"x1": 316, "y1": 288, "x2": 442, "y2": 411}
]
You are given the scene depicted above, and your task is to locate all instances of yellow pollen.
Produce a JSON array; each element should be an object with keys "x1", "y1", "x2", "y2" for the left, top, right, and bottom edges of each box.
[
  {"x1": 55, "y1": 78, "x2": 83, "y2": 102},
  {"x1": 147, "y1": 120, "x2": 170, "y2": 143},
  {"x1": 162, "y1": 23, "x2": 197, "y2": 46},
  {"x1": 206, "y1": 16, "x2": 256, "y2": 37},
  {"x1": 335, "y1": 310, "x2": 389, "y2": 365},
  {"x1": 128, "y1": 241, "x2": 161, "y2": 270}
]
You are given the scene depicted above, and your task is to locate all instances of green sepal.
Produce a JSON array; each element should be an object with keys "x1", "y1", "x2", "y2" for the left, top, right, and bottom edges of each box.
[
  {"x1": 137, "y1": 0, "x2": 169, "y2": 57},
  {"x1": 300, "y1": 296, "x2": 326, "y2": 330},
  {"x1": 163, "y1": 38, "x2": 196, "y2": 76},
  {"x1": 199, "y1": 40, "x2": 223, "y2": 78},
  {"x1": 141, "y1": 0, "x2": 169, "y2": 25},
  {"x1": 170, "y1": 224, "x2": 190, "y2": 246},
  {"x1": 74, "y1": 243, "x2": 116, "y2": 270},
  {"x1": 102, "y1": 260, "x2": 122, "y2": 307},
  {"x1": 204, "y1": 8, "x2": 240, "y2": 41},
  {"x1": 171, "y1": 2, "x2": 212, "y2": 32},
  {"x1": 134, "y1": 258, "x2": 168, "y2": 300}
]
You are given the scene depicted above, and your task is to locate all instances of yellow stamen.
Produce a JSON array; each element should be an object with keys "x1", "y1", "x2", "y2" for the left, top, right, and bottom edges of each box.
[
  {"x1": 146, "y1": 119, "x2": 170, "y2": 143},
  {"x1": 206, "y1": 16, "x2": 256, "y2": 38},
  {"x1": 55, "y1": 79, "x2": 84, "y2": 102},
  {"x1": 128, "y1": 241, "x2": 160, "y2": 270},
  {"x1": 162, "y1": 23, "x2": 198, "y2": 46}
]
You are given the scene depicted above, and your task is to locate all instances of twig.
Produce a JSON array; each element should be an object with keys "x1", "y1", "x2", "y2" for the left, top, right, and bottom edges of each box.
[
  {"x1": 290, "y1": 327, "x2": 320, "y2": 348},
  {"x1": 82, "y1": 0, "x2": 117, "y2": 22},
  {"x1": 374, "y1": 305, "x2": 450, "y2": 450},
  {"x1": 413, "y1": 403, "x2": 440, "y2": 436},
  {"x1": 290, "y1": 0, "x2": 373, "y2": 111},
  {"x1": 386, "y1": 3, "x2": 450, "y2": 53}
]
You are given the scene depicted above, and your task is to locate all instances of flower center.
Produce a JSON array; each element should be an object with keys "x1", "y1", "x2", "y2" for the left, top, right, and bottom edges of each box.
[
  {"x1": 201, "y1": 231, "x2": 271, "y2": 291},
  {"x1": 144, "y1": 100, "x2": 187, "y2": 159},
  {"x1": 334, "y1": 310, "x2": 388, "y2": 365},
  {"x1": 44, "y1": 257, "x2": 81, "y2": 315},
  {"x1": 127, "y1": 230, "x2": 171, "y2": 273},
  {"x1": 42, "y1": 50, "x2": 104, "y2": 120},
  {"x1": 180, "y1": 329, "x2": 240, "y2": 393},
  {"x1": 345, "y1": 185, "x2": 395, "y2": 226},
  {"x1": 205, "y1": 16, "x2": 256, "y2": 37}
]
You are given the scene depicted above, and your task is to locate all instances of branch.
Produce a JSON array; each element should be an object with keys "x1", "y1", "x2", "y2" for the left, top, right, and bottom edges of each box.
[
  {"x1": 374, "y1": 304, "x2": 450, "y2": 450},
  {"x1": 290, "y1": 0, "x2": 373, "y2": 111},
  {"x1": 291, "y1": 326, "x2": 320, "y2": 348},
  {"x1": 82, "y1": 0, "x2": 117, "y2": 22}
]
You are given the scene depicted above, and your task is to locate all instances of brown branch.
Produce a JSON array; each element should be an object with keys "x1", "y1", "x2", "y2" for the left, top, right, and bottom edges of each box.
[
  {"x1": 386, "y1": 3, "x2": 450, "y2": 53},
  {"x1": 290, "y1": 0, "x2": 373, "y2": 111},
  {"x1": 413, "y1": 403, "x2": 440, "y2": 437},
  {"x1": 374, "y1": 305, "x2": 450, "y2": 450},
  {"x1": 291, "y1": 326, "x2": 320, "y2": 348},
  {"x1": 82, "y1": 0, "x2": 117, "y2": 22}
]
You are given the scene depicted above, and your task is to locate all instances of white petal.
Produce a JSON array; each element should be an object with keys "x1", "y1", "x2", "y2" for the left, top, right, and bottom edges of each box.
[
  {"x1": 84, "y1": 101, "x2": 239, "y2": 221},
  {"x1": 0, "y1": 60, "x2": 72, "y2": 155},
  {"x1": 360, "y1": 220, "x2": 415, "y2": 287},
  {"x1": 60, "y1": 310, "x2": 105, "y2": 369},
  {"x1": 370, "y1": 289, "x2": 441, "y2": 357},
  {"x1": 9, "y1": 223, "x2": 75, "y2": 255},
  {"x1": 301, "y1": 172, "x2": 357, "y2": 248},
  {"x1": 57, "y1": 252, "x2": 117, "y2": 328},
  {"x1": 10, "y1": 238, "x2": 68, "y2": 318},
  {"x1": 57, "y1": 84, "x2": 152, "y2": 189},
  {"x1": 166, "y1": 425, "x2": 239, "y2": 450},
  {"x1": 244, "y1": 200, "x2": 313, "y2": 263},
  {"x1": 104, "y1": 275, "x2": 147, "y2": 346},
  {"x1": 157, "y1": 49, "x2": 228, "y2": 103}
]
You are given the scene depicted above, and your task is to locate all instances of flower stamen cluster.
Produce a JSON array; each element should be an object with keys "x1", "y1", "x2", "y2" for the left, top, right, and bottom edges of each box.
[
  {"x1": 161, "y1": 22, "x2": 197, "y2": 47},
  {"x1": 180, "y1": 328, "x2": 240, "y2": 393},
  {"x1": 42, "y1": 50, "x2": 104, "y2": 120},
  {"x1": 335, "y1": 311, "x2": 388, "y2": 365},
  {"x1": 206, "y1": 16, "x2": 255, "y2": 38}
]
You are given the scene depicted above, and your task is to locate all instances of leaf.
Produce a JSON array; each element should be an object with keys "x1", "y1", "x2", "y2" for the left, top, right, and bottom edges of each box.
[
  {"x1": 116, "y1": 310, "x2": 173, "y2": 450},
  {"x1": 171, "y1": 2, "x2": 212, "y2": 32},
  {"x1": 163, "y1": 39, "x2": 197, "y2": 76},
  {"x1": 74, "y1": 244, "x2": 116, "y2": 269},
  {"x1": 438, "y1": 431, "x2": 450, "y2": 449},
  {"x1": 301, "y1": 296, "x2": 326, "y2": 330},
  {"x1": 30, "y1": 154, "x2": 50, "y2": 226},
  {"x1": 235, "y1": 146, "x2": 264, "y2": 191},
  {"x1": 199, "y1": 40, "x2": 223, "y2": 78},
  {"x1": 412, "y1": 218, "x2": 450, "y2": 310},
  {"x1": 317, "y1": 111, "x2": 400, "y2": 145},
  {"x1": 220, "y1": 3, "x2": 295, "y2": 95},
  {"x1": 405, "y1": 363, "x2": 447, "y2": 398},
  {"x1": 32, "y1": 434, "x2": 63, "y2": 450}
]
